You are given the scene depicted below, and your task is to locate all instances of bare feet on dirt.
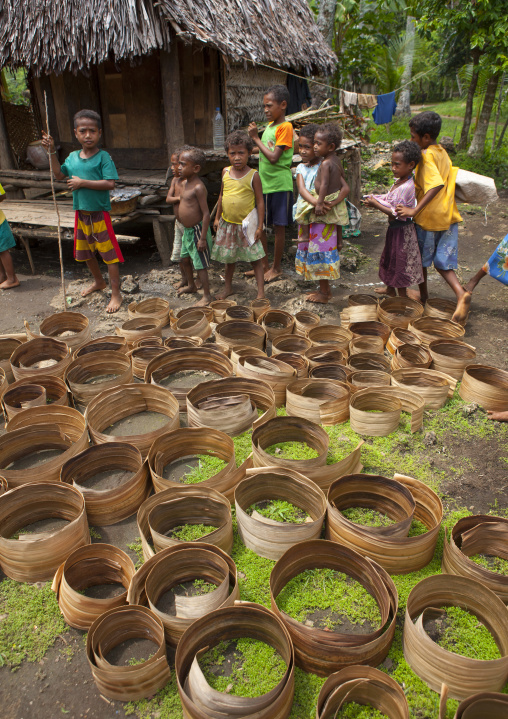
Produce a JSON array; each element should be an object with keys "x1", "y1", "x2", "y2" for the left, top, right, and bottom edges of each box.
[
  {"x1": 243, "y1": 269, "x2": 256, "y2": 278},
  {"x1": 487, "y1": 410, "x2": 508, "y2": 422},
  {"x1": 463, "y1": 279, "x2": 477, "y2": 293},
  {"x1": 264, "y1": 268, "x2": 282, "y2": 283},
  {"x1": 195, "y1": 277, "x2": 203, "y2": 290},
  {"x1": 374, "y1": 286, "x2": 396, "y2": 296},
  {"x1": 452, "y1": 291, "x2": 471, "y2": 324},
  {"x1": 193, "y1": 295, "x2": 212, "y2": 307},
  {"x1": 106, "y1": 293, "x2": 123, "y2": 313},
  {"x1": 305, "y1": 291, "x2": 329, "y2": 303},
  {"x1": 407, "y1": 288, "x2": 422, "y2": 302},
  {"x1": 173, "y1": 279, "x2": 186, "y2": 290},
  {"x1": 215, "y1": 288, "x2": 234, "y2": 300},
  {"x1": 81, "y1": 279, "x2": 107, "y2": 297},
  {"x1": 177, "y1": 284, "x2": 198, "y2": 295},
  {"x1": 0, "y1": 278, "x2": 20, "y2": 289}
]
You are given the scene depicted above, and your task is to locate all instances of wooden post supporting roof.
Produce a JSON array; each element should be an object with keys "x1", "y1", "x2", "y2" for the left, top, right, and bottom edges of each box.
[
  {"x1": 0, "y1": 95, "x2": 15, "y2": 170},
  {"x1": 160, "y1": 43, "x2": 185, "y2": 164}
]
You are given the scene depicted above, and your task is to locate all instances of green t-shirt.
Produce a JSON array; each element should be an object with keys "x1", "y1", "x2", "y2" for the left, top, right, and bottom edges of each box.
[
  {"x1": 258, "y1": 121, "x2": 294, "y2": 194},
  {"x1": 61, "y1": 149, "x2": 119, "y2": 212}
]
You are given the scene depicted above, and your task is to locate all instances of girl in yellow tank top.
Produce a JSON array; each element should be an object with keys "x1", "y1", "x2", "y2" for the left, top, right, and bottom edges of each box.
[{"x1": 212, "y1": 130, "x2": 266, "y2": 300}]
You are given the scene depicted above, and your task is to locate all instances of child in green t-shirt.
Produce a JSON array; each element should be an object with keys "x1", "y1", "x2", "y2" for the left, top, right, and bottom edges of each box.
[
  {"x1": 42, "y1": 110, "x2": 123, "y2": 313},
  {"x1": 248, "y1": 84, "x2": 294, "y2": 283}
]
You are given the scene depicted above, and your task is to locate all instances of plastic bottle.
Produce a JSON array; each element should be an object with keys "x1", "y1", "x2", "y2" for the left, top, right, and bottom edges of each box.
[{"x1": 213, "y1": 107, "x2": 225, "y2": 150}]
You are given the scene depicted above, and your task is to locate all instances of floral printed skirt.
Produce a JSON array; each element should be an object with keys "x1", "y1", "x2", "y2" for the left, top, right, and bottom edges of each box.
[
  {"x1": 211, "y1": 217, "x2": 265, "y2": 264},
  {"x1": 295, "y1": 222, "x2": 340, "y2": 281},
  {"x1": 482, "y1": 233, "x2": 508, "y2": 285}
]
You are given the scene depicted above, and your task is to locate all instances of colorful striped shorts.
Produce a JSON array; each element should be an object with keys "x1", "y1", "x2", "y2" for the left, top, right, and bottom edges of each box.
[{"x1": 74, "y1": 210, "x2": 124, "y2": 264}]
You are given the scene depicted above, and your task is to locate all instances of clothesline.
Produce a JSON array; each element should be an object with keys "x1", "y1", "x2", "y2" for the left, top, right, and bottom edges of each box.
[{"x1": 254, "y1": 60, "x2": 446, "y2": 101}]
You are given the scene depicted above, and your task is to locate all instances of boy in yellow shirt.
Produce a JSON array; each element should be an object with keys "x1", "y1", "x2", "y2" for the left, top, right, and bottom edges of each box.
[{"x1": 397, "y1": 111, "x2": 470, "y2": 322}]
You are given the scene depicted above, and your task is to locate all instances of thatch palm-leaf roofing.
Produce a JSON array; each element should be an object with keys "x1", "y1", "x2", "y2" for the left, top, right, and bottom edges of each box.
[{"x1": 0, "y1": 0, "x2": 337, "y2": 76}]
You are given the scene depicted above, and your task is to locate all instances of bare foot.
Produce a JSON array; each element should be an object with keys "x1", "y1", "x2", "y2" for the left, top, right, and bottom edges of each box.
[
  {"x1": 463, "y1": 279, "x2": 476, "y2": 293},
  {"x1": 195, "y1": 277, "x2": 203, "y2": 290},
  {"x1": 0, "y1": 278, "x2": 20, "y2": 289},
  {"x1": 255, "y1": 292, "x2": 266, "y2": 300},
  {"x1": 264, "y1": 268, "x2": 282, "y2": 283},
  {"x1": 374, "y1": 286, "x2": 396, "y2": 296},
  {"x1": 81, "y1": 279, "x2": 106, "y2": 297},
  {"x1": 193, "y1": 295, "x2": 212, "y2": 307},
  {"x1": 173, "y1": 279, "x2": 186, "y2": 290},
  {"x1": 244, "y1": 269, "x2": 256, "y2": 278},
  {"x1": 215, "y1": 287, "x2": 234, "y2": 300},
  {"x1": 451, "y1": 291, "x2": 471, "y2": 324},
  {"x1": 306, "y1": 291, "x2": 329, "y2": 304},
  {"x1": 487, "y1": 410, "x2": 508, "y2": 422},
  {"x1": 177, "y1": 284, "x2": 198, "y2": 296},
  {"x1": 106, "y1": 293, "x2": 122, "y2": 313},
  {"x1": 407, "y1": 288, "x2": 422, "y2": 302}
]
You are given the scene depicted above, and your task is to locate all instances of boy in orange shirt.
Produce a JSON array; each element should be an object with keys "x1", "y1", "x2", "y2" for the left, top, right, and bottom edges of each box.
[{"x1": 396, "y1": 111, "x2": 470, "y2": 322}]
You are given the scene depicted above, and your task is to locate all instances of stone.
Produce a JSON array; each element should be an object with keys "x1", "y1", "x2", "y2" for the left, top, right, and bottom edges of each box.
[
  {"x1": 483, "y1": 235, "x2": 498, "y2": 243},
  {"x1": 423, "y1": 431, "x2": 437, "y2": 446},
  {"x1": 287, "y1": 245, "x2": 297, "y2": 257},
  {"x1": 120, "y1": 275, "x2": 140, "y2": 294},
  {"x1": 440, "y1": 136, "x2": 455, "y2": 153},
  {"x1": 462, "y1": 402, "x2": 480, "y2": 417}
]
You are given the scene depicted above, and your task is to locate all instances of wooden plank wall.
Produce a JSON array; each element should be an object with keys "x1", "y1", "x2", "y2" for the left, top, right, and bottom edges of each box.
[{"x1": 179, "y1": 45, "x2": 221, "y2": 147}]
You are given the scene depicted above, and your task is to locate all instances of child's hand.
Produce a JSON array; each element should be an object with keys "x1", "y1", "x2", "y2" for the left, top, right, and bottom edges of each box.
[
  {"x1": 323, "y1": 201, "x2": 332, "y2": 212},
  {"x1": 255, "y1": 227, "x2": 263, "y2": 241},
  {"x1": 197, "y1": 237, "x2": 207, "y2": 252},
  {"x1": 67, "y1": 176, "x2": 84, "y2": 191},
  {"x1": 41, "y1": 132, "x2": 55, "y2": 153},
  {"x1": 396, "y1": 204, "x2": 416, "y2": 219},
  {"x1": 362, "y1": 195, "x2": 376, "y2": 207},
  {"x1": 248, "y1": 122, "x2": 259, "y2": 140},
  {"x1": 315, "y1": 202, "x2": 325, "y2": 216},
  {"x1": 213, "y1": 217, "x2": 220, "y2": 233}
]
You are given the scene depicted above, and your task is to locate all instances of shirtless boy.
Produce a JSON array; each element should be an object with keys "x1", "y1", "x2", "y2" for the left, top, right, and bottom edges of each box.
[
  {"x1": 177, "y1": 148, "x2": 213, "y2": 306},
  {"x1": 166, "y1": 146, "x2": 189, "y2": 290}
]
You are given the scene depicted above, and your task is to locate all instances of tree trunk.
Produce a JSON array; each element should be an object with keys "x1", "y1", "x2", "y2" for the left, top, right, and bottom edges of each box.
[
  {"x1": 395, "y1": 16, "x2": 415, "y2": 117},
  {"x1": 317, "y1": 0, "x2": 337, "y2": 48},
  {"x1": 496, "y1": 114, "x2": 508, "y2": 150},
  {"x1": 468, "y1": 73, "x2": 500, "y2": 157},
  {"x1": 491, "y1": 73, "x2": 505, "y2": 150},
  {"x1": 457, "y1": 50, "x2": 481, "y2": 150},
  {"x1": 0, "y1": 96, "x2": 15, "y2": 170}
]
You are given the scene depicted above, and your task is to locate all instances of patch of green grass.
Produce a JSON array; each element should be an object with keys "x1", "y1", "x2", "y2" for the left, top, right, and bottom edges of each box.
[
  {"x1": 469, "y1": 554, "x2": 508, "y2": 575},
  {"x1": 170, "y1": 523, "x2": 217, "y2": 542},
  {"x1": 231, "y1": 511, "x2": 274, "y2": 607},
  {"x1": 250, "y1": 499, "x2": 308, "y2": 524},
  {"x1": 190, "y1": 579, "x2": 217, "y2": 595},
  {"x1": 199, "y1": 638, "x2": 286, "y2": 697},
  {"x1": 89, "y1": 527, "x2": 102, "y2": 540},
  {"x1": 232, "y1": 430, "x2": 253, "y2": 466},
  {"x1": 432, "y1": 606, "x2": 500, "y2": 661},
  {"x1": 276, "y1": 568, "x2": 382, "y2": 630},
  {"x1": 340, "y1": 703, "x2": 386, "y2": 718},
  {"x1": 266, "y1": 441, "x2": 319, "y2": 461},
  {"x1": 408, "y1": 519, "x2": 429, "y2": 537},
  {"x1": 0, "y1": 579, "x2": 67, "y2": 668},
  {"x1": 125, "y1": 674, "x2": 182, "y2": 718},
  {"x1": 182, "y1": 455, "x2": 228, "y2": 484},
  {"x1": 127, "y1": 536, "x2": 145, "y2": 569},
  {"x1": 342, "y1": 506, "x2": 394, "y2": 527}
]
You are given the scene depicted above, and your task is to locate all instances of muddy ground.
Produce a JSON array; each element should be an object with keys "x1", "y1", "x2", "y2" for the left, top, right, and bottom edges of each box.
[{"x1": 0, "y1": 190, "x2": 507, "y2": 719}]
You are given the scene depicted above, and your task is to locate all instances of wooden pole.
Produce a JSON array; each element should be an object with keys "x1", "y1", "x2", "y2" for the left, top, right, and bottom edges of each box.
[
  {"x1": 160, "y1": 43, "x2": 185, "y2": 165},
  {"x1": 0, "y1": 92, "x2": 15, "y2": 170},
  {"x1": 44, "y1": 91, "x2": 67, "y2": 311}
]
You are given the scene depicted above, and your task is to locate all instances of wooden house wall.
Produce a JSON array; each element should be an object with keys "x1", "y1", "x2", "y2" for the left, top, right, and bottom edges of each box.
[{"x1": 178, "y1": 44, "x2": 222, "y2": 147}]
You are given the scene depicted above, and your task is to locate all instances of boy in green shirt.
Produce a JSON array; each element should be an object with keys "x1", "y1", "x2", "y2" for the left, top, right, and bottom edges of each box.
[
  {"x1": 248, "y1": 85, "x2": 294, "y2": 282},
  {"x1": 42, "y1": 110, "x2": 123, "y2": 313}
]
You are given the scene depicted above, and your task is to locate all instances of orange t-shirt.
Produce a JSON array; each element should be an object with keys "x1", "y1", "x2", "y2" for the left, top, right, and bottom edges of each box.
[{"x1": 274, "y1": 122, "x2": 294, "y2": 149}]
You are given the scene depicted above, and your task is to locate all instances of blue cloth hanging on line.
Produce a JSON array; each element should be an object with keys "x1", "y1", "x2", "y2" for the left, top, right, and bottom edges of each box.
[{"x1": 372, "y1": 92, "x2": 397, "y2": 125}]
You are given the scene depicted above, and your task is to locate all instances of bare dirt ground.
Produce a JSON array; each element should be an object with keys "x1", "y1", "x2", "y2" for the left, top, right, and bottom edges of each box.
[{"x1": 0, "y1": 192, "x2": 507, "y2": 719}]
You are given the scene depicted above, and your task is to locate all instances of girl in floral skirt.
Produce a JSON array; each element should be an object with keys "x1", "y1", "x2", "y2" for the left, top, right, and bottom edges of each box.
[{"x1": 212, "y1": 130, "x2": 265, "y2": 299}]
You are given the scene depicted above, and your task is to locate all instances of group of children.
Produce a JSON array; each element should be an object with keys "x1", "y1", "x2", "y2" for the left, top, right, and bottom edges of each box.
[{"x1": 0, "y1": 88, "x2": 503, "y2": 327}]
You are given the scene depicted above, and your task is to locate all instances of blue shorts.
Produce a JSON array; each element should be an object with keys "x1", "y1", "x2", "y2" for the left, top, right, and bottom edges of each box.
[
  {"x1": 264, "y1": 191, "x2": 293, "y2": 227},
  {"x1": 0, "y1": 220, "x2": 16, "y2": 253},
  {"x1": 416, "y1": 223, "x2": 459, "y2": 271}
]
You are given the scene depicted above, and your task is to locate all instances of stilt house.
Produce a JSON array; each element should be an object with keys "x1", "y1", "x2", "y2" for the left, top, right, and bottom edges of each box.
[{"x1": 0, "y1": 0, "x2": 337, "y2": 170}]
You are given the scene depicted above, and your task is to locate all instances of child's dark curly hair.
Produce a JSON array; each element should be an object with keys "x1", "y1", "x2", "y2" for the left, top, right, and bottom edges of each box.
[
  {"x1": 73, "y1": 109, "x2": 101, "y2": 129},
  {"x1": 174, "y1": 144, "x2": 192, "y2": 157},
  {"x1": 265, "y1": 84, "x2": 290, "y2": 105},
  {"x1": 181, "y1": 146, "x2": 206, "y2": 170},
  {"x1": 224, "y1": 130, "x2": 254, "y2": 153},
  {"x1": 409, "y1": 111, "x2": 442, "y2": 140},
  {"x1": 315, "y1": 122, "x2": 343, "y2": 150},
  {"x1": 298, "y1": 123, "x2": 319, "y2": 142},
  {"x1": 393, "y1": 140, "x2": 422, "y2": 167}
]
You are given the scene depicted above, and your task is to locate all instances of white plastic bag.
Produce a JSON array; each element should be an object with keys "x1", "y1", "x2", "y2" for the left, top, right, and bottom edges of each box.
[{"x1": 455, "y1": 168, "x2": 498, "y2": 205}]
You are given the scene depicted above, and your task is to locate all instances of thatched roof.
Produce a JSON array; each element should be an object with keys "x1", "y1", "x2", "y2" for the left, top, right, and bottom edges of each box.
[{"x1": 0, "y1": 0, "x2": 337, "y2": 76}]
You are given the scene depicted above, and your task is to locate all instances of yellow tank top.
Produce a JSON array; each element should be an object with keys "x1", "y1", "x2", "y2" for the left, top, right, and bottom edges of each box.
[{"x1": 221, "y1": 167, "x2": 256, "y2": 225}]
